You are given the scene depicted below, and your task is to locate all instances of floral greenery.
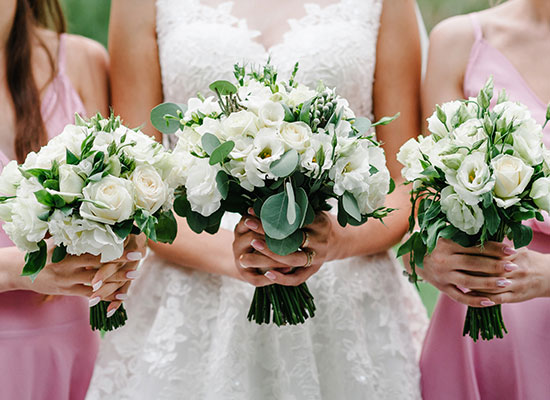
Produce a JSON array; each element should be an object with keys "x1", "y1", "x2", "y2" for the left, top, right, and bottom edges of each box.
[
  {"x1": 152, "y1": 62, "x2": 397, "y2": 326},
  {"x1": 397, "y1": 77, "x2": 550, "y2": 341}
]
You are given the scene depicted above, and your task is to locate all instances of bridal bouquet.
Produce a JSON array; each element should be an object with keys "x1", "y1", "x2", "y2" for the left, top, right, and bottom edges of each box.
[
  {"x1": 152, "y1": 63, "x2": 395, "y2": 326},
  {"x1": 0, "y1": 113, "x2": 177, "y2": 331},
  {"x1": 398, "y1": 77, "x2": 550, "y2": 341}
]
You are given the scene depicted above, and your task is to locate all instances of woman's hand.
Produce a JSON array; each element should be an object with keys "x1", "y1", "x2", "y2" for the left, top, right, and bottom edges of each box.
[
  {"x1": 233, "y1": 208, "x2": 332, "y2": 287},
  {"x1": 418, "y1": 238, "x2": 550, "y2": 307}
]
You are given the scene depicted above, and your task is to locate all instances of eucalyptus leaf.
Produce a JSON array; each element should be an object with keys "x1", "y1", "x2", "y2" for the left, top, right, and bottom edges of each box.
[
  {"x1": 216, "y1": 170, "x2": 230, "y2": 200},
  {"x1": 265, "y1": 230, "x2": 303, "y2": 256},
  {"x1": 173, "y1": 195, "x2": 191, "y2": 218},
  {"x1": 201, "y1": 133, "x2": 221, "y2": 156},
  {"x1": 209, "y1": 80, "x2": 238, "y2": 95},
  {"x1": 372, "y1": 113, "x2": 400, "y2": 126},
  {"x1": 270, "y1": 149, "x2": 299, "y2": 178},
  {"x1": 342, "y1": 191, "x2": 361, "y2": 222},
  {"x1": 150, "y1": 103, "x2": 184, "y2": 134},
  {"x1": 353, "y1": 117, "x2": 372, "y2": 136},
  {"x1": 209, "y1": 141, "x2": 235, "y2": 165},
  {"x1": 285, "y1": 181, "x2": 296, "y2": 225},
  {"x1": 113, "y1": 219, "x2": 134, "y2": 239},
  {"x1": 261, "y1": 192, "x2": 302, "y2": 240}
]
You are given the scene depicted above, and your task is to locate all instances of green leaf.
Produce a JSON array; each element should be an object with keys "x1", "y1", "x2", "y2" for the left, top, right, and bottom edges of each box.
[
  {"x1": 510, "y1": 223, "x2": 533, "y2": 249},
  {"x1": 209, "y1": 80, "x2": 238, "y2": 95},
  {"x1": 66, "y1": 149, "x2": 80, "y2": 165},
  {"x1": 51, "y1": 244, "x2": 67, "y2": 263},
  {"x1": 427, "y1": 219, "x2": 447, "y2": 253},
  {"x1": 342, "y1": 191, "x2": 361, "y2": 222},
  {"x1": 353, "y1": 117, "x2": 372, "y2": 136},
  {"x1": 173, "y1": 195, "x2": 191, "y2": 218},
  {"x1": 337, "y1": 197, "x2": 348, "y2": 227},
  {"x1": 270, "y1": 149, "x2": 299, "y2": 178},
  {"x1": 201, "y1": 133, "x2": 221, "y2": 155},
  {"x1": 155, "y1": 211, "x2": 178, "y2": 244},
  {"x1": 304, "y1": 203, "x2": 315, "y2": 226},
  {"x1": 113, "y1": 219, "x2": 134, "y2": 239},
  {"x1": 265, "y1": 230, "x2": 303, "y2": 256},
  {"x1": 187, "y1": 211, "x2": 208, "y2": 234},
  {"x1": 388, "y1": 178, "x2": 396, "y2": 194},
  {"x1": 215, "y1": 170, "x2": 230, "y2": 200},
  {"x1": 436, "y1": 105, "x2": 447, "y2": 126},
  {"x1": 43, "y1": 179, "x2": 59, "y2": 191},
  {"x1": 282, "y1": 103, "x2": 295, "y2": 122},
  {"x1": 372, "y1": 113, "x2": 400, "y2": 126},
  {"x1": 397, "y1": 232, "x2": 417, "y2": 258},
  {"x1": 299, "y1": 98, "x2": 314, "y2": 124},
  {"x1": 34, "y1": 190, "x2": 54, "y2": 207},
  {"x1": 295, "y1": 187, "x2": 309, "y2": 227},
  {"x1": 260, "y1": 192, "x2": 302, "y2": 240},
  {"x1": 209, "y1": 141, "x2": 235, "y2": 165},
  {"x1": 483, "y1": 204, "x2": 501, "y2": 236},
  {"x1": 439, "y1": 225, "x2": 475, "y2": 247},
  {"x1": 150, "y1": 103, "x2": 185, "y2": 134},
  {"x1": 285, "y1": 181, "x2": 296, "y2": 225},
  {"x1": 412, "y1": 233, "x2": 427, "y2": 269},
  {"x1": 481, "y1": 192, "x2": 493, "y2": 208},
  {"x1": 369, "y1": 165, "x2": 379, "y2": 175},
  {"x1": 21, "y1": 240, "x2": 47, "y2": 282},
  {"x1": 52, "y1": 194, "x2": 66, "y2": 208},
  {"x1": 421, "y1": 166, "x2": 440, "y2": 179},
  {"x1": 134, "y1": 209, "x2": 158, "y2": 242}
]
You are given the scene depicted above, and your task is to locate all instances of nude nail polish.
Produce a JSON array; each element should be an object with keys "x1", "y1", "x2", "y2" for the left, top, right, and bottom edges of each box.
[
  {"x1": 106, "y1": 309, "x2": 116, "y2": 318},
  {"x1": 264, "y1": 271, "x2": 276, "y2": 281},
  {"x1": 496, "y1": 279, "x2": 512, "y2": 288},
  {"x1": 503, "y1": 246, "x2": 517, "y2": 256},
  {"x1": 504, "y1": 262, "x2": 518, "y2": 272},
  {"x1": 115, "y1": 294, "x2": 128, "y2": 301},
  {"x1": 251, "y1": 239, "x2": 265, "y2": 250},
  {"x1": 126, "y1": 270, "x2": 140, "y2": 279},
  {"x1": 92, "y1": 280, "x2": 103, "y2": 292},
  {"x1": 244, "y1": 218, "x2": 259, "y2": 230},
  {"x1": 481, "y1": 300, "x2": 495, "y2": 307},
  {"x1": 127, "y1": 252, "x2": 143, "y2": 261},
  {"x1": 89, "y1": 297, "x2": 100, "y2": 307}
]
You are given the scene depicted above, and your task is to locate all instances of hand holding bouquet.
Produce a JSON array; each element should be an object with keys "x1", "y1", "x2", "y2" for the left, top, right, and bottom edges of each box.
[
  {"x1": 0, "y1": 113, "x2": 177, "y2": 331},
  {"x1": 398, "y1": 78, "x2": 550, "y2": 341},
  {"x1": 152, "y1": 63, "x2": 395, "y2": 326}
]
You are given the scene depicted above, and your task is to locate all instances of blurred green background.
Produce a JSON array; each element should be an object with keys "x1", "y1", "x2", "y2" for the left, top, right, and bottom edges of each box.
[{"x1": 59, "y1": 0, "x2": 493, "y2": 315}]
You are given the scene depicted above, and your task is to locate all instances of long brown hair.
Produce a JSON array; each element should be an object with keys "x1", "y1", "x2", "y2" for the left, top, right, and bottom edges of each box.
[{"x1": 6, "y1": 0, "x2": 66, "y2": 163}]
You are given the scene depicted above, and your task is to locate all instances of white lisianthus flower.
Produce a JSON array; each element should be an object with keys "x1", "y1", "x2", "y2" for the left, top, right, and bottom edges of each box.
[
  {"x1": 258, "y1": 101, "x2": 285, "y2": 128},
  {"x1": 354, "y1": 146, "x2": 390, "y2": 214},
  {"x1": 220, "y1": 110, "x2": 259, "y2": 139},
  {"x1": 330, "y1": 140, "x2": 372, "y2": 197},
  {"x1": 450, "y1": 119, "x2": 487, "y2": 151},
  {"x1": 446, "y1": 152, "x2": 494, "y2": 206},
  {"x1": 427, "y1": 100, "x2": 466, "y2": 139},
  {"x1": 287, "y1": 84, "x2": 316, "y2": 107},
  {"x1": 397, "y1": 136, "x2": 440, "y2": 182},
  {"x1": 334, "y1": 120, "x2": 353, "y2": 138},
  {"x1": 493, "y1": 101, "x2": 532, "y2": 126},
  {"x1": 230, "y1": 136, "x2": 254, "y2": 160},
  {"x1": 58, "y1": 164, "x2": 85, "y2": 202},
  {"x1": 530, "y1": 177, "x2": 550, "y2": 213},
  {"x1": 440, "y1": 186, "x2": 484, "y2": 235},
  {"x1": 434, "y1": 137, "x2": 464, "y2": 172},
  {"x1": 300, "y1": 132, "x2": 333, "y2": 177},
  {"x1": 244, "y1": 128, "x2": 285, "y2": 186},
  {"x1": 510, "y1": 119, "x2": 544, "y2": 166},
  {"x1": 130, "y1": 165, "x2": 168, "y2": 214},
  {"x1": 184, "y1": 96, "x2": 221, "y2": 120},
  {"x1": 185, "y1": 157, "x2": 222, "y2": 216},
  {"x1": 80, "y1": 176, "x2": 135, "y2": 224},
  {"x1": 48, "y1": 211, "x2": 125, "y2": 262},
  {"x1": 335, "y1": 97, "x2": 355, "y2": 119},
  {"x1": 175, "y1": 126, "x2": 203, "y2": 154},
  {"x1": 117, "y1": 127, "x2": 164, "y2": 165},
  {"x1": 279, "y1": 122, "x2": 312, "y2": 153},
  {"x1": 0, "y1": 160, "x2": 23, "y2": 196},
  {"x1": 91, "y1": 131, "x2": 115, "y2": 154},
  {"x1": 491, "y1": 154, "x2": 534, "y2": 208},
  {"x1": 239, "y1": 80, "x2": 273, "y2": 113}
]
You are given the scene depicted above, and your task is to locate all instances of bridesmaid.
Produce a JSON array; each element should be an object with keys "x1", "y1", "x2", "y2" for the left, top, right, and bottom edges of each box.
[
  {"x1": 0, "y1": 1, "x2": 143, "y2": 399},
  {"x1": 420, "y1": 0, "x2": 550, "y2": 399}
]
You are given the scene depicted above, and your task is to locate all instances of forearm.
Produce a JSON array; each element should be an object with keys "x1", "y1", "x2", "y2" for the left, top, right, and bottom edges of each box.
[
  {"x1": 328, "y1": 183, "x2": 411, "y2": 261},
  {"x1": 0, "y1": 246, "x2": 29, "y2": 293},
  {"x1": 148, "y1": 217, "x2": 240, "y2": 280}
]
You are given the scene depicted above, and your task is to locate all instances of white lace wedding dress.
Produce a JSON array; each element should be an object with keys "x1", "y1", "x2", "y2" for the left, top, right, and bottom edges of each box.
[{"x1": 87, "y1": 1, "x2": 428, "y2": 399}]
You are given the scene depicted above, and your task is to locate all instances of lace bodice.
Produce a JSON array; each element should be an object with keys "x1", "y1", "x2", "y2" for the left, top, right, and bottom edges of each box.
[{"x1": 156, "y1": 0, "x2": 381, "y2": 119}]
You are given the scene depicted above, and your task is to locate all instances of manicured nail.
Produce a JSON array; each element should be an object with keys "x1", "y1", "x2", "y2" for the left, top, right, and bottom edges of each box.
[
  {"x1": 504, "y1": 262, "x2": 518, "y2": 272},
  {"x1": 481, "y1": 300, "x2": 495, "y2": 307},
  {"x1": 497, "y1": 279, "x2": 512, "y2": 288},
  {"x1": 92, "y1": 280, "x2": 103, "y2": 292},
  {"x1": 503, "y1": 246, "x2": 517, "y2": 256},
  {"x1": 244, "y1": 218, "x2": 259, "y2": 230},
  {"x1": 239, "y1": 255, "x2": 248, "y2": 268},
  {"x1": 115, "y1": 293, "x2": 128, "y2": 300},
  {"x1": 457, "y1": 285, "x2": 471, "y2": 294},
  {"x1": 126, "y1": 270, "x2": 140, "y2": 279},
  {"x1": 127, "y1": 252, "x2": 143, "y2": 261},
  {"x1": 264, "y1": 271, "x2": 276, "y2": 281},
  {"x1": 248, "y1": 207, "x2": 254, "y2": 215},
  {"x1": 106, "y1": 308, "x2": 116, "y2": 318},
  {"x1": 251, "y1": 239, "x2": 265, "y2": 250},
  {"x1": 89, "y1": 297, "x2": 100, "y2": 307}
]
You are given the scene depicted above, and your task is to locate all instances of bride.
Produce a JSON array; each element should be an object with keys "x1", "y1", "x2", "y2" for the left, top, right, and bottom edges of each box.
[{"x1": 87, "y1": 1, "x2": 428, "y2": 399}]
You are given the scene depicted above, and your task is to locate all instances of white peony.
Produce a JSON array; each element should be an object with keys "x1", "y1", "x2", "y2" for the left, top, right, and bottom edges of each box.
[
  {"x1": 258, "y1": 101, "x2": 285, "y2": 128},
  {"x1": 0, "y1": 160, "x2": 23, "y2": 196},
  {"x1": 446, "y1": 152, "x2": 494, "y2": 206},
  {"x1": 491, "y1": 154, "x2": 534, "y2": 208},
  {"x1": 130, "y1": 165, "x2": 168, "y2": 214},
  {"x1": 440, "y1": 186, "x2": 484, "y2": 235},
  {"x1": 185, "y1": 157, "x2": 222, "y2": 216},
  {"x1": 279, "y1": 122, "x2": 312, "y2": 153},
  {"x1": 80, "y1": 176, "x2": 135, "y2": 224},
  {"x1": 530, "y1": 177, "x2": 550, "y2": 213}
]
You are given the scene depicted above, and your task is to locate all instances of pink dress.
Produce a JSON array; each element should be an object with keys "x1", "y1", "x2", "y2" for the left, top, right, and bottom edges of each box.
[
  {"x1": 420, "y1": 14, "x2": 550, "y2": 400},
  {"x1": 0, "y1": 34, "x2": 99, "y2": 400}
]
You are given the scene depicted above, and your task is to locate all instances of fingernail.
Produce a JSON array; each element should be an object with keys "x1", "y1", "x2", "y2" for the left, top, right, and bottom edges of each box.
[
  {"x1": 503, "y1": 246, "x2": 517, "y2": 256},
  {"x1": 504, "y1": 262, "x2": 518, "y2": 272},
  {"x1": 497, "y1": 279, "x2": 512, "y2": 288},
  {"x1": 89, "y1": 297, "x2": 100, "y2": 307},
  {"x1": 457, "y1": 285, "x2": 471, "y2": 294},
  {"x1": 127, "y1": 252, "x2": 143, "y2": 261},
  {"x1": 264, "y1": 271, "x2": 276, "y2": 281},
  {"x1": 106, "y1": 308, "x2": 116, "y2": 318},
  {"x1": 239, "y1": 255, "x2": 248, "y2": 268},
  {"x1": 248, "y1": 207, "x2": 254, "y2": 215},
  {"x1": 481, "y1": 300, "x2": 495, "y2": 307},
  {"x1": 115, "y1": 293, "x2": 128, "y2": 301},
  {"x1": 92, "y1": 280, "x2": 103, "y2": 292},
  {"x1": 251, "y1": 239, "x2": 265, "y2": 250},
  {"x1": 126, "y1": 270, "x2": 140, "y2": 279},
  {"x1": 244, "y1": 218, "x2": 259, "y2": 230}
]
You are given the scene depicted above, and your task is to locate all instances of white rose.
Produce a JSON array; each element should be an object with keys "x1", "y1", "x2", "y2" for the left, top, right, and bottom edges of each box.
[
  {"x1": 258, "y1": 101, "x2": 285, "y2": 128},
  {"x1": 221, "y1": 110, "x2": 259, "y2": 139},
  {"x1": 301, "y1": 132, "x2": 333, "y2": 177},
  {"x1": 3, "y1": 193, "x2": 49, "y2": 252},
  {"x1": 91, "y1": 131, "x2": 115, "y2": 154},
  {"x1": 48, "y1": 212, "x2": 125, "y2": 262},
  {"x1": 279, "y1": 122, "x2": 312, "y2": 153},
  {"x1": 58, "y1": 164, "x2": 85, "y2": 202},
  {"x1": 244, "y1": 128, "x2": 286, "y2": 186},
  {"x1": 447, "y1": 152, "x2": 494, "y2": 205},
  {"x1": 175, "y1": 126, "x2": 203, "y2": 154},
  {"x1": 118, "y1": 128, "x2": 164, "y2": 165},
  {"x1": 510, "y1": 119, "x2": 544, "y2": 165},
  {"x1": 0, "y1": 160, "x2": 23, "y2": 196},
  {"x1": 287, "y1": 84, "x2": 316, "y2": 107},
  {"x1": 185, "y1": 157, "x2": 222, "y2": 216},
  {"x1": 130, "y1": 165, "x2": 168, "y2": 214},
  {"x1": 440, "y1": 186, "x2": 484, "y2": 235},
  {"x1": 491, "y1": 154, "x2": 534, "y2": 208},
  {"x1": 80, "y1": 176, "x2": 135, "y2": 224},
  {"x1": 530, "y1": 177, "x2": 550, "y2": 213}
]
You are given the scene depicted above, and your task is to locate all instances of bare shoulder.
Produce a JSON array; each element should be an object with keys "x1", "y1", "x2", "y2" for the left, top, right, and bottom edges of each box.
[{"x1": 429, "y1": 14, "x2": 476, "y2": 61}]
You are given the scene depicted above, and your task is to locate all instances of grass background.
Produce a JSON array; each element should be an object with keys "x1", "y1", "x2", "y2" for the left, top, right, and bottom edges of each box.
[{"x1": 58, "y1": 0, "x2": 494, "y2": 315}]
